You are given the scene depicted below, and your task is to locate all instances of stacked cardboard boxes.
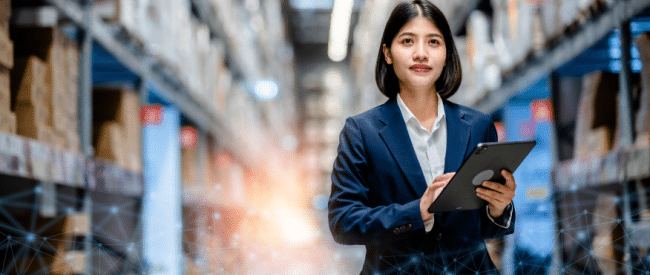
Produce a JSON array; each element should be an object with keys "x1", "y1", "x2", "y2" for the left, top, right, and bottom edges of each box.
[
  {"x1": 574, "y1": 71, "x2": 619, "y2": 160},
  {"x1": 635, "y1": 32, "x2": 650, "y2": 147},
  {"x1": 93, "y1": 87, "x2": 142, "y2": 172},
  {"x1": 11, "y1": 26, "x2": 80, "y2": 150},
  {"x1": 0, "y1": 0, "x2": 15, "y2": 134},
  {"x1": 12, "y1": 56, "x2": 49, "y2": 141},
  {"x1": 181, "y1": 126, "x2": 198, "y2": 186}
]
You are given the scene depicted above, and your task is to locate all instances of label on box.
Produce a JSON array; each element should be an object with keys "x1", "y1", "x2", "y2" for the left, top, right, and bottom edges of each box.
[
  {"x1": 61, "y1": 151, "x2": 85, "y2": 186},
  {"x1": 0, "y1": 132, "x2": 27, "y2": 177},
  {"x1": 0, "y1": 68, "x2": 9, "y2": 110},
  {"x1": 0, "y1": 29, "x2": 12, "y2": 69},
  {"x1": 50, "y1": 147, "x2": 64, "y2": 183},
  {"x1": 627, "y1": 147, "x2": 650, "y2": 180},
  {"x1": 0, "y1": 110, "x2": 15, "y2": 134},
  {"x1": 28, "y1": 139, "x2": 52, "y2": 180},
  {"x1": 86, "y1": 159, "x2": 95, "y2": 190}
]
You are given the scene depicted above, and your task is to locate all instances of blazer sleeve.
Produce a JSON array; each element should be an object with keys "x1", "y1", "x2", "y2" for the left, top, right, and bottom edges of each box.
[
  {"x1": 328, "y1": 118, "x2": 425, "y2": 246},
  {"x1": 479, "y1": 116, "x2": 517, "y2": 239}
]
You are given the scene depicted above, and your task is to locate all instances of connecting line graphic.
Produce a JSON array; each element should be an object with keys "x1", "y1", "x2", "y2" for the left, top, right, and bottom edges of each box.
[{"x1": 3, "y1": 184, "x2": 650, "y2": 274}]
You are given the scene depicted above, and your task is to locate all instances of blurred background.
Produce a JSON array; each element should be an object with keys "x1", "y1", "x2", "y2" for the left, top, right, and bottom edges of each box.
[{"x1": 1, "y1": 0, "x2": 650, "y2": 274}]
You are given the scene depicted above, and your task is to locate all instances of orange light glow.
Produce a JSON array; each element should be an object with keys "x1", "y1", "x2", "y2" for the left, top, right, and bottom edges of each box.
[
  {"x1": 531, "y1": 99, "x2": 552, "y2": 122},
  {"x1": 180, "y1": 126, "x2": 198, "y2": 148}
]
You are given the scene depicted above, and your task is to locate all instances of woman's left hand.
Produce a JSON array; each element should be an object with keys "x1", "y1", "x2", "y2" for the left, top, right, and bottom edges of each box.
[{"x1": 475, "y1": 170, "x2": 516, "y2": 218}]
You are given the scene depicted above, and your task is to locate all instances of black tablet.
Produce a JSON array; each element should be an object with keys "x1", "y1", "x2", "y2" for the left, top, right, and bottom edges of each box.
[{"x1": 428, "y1": 140, "x2": 536, "y2": 213}]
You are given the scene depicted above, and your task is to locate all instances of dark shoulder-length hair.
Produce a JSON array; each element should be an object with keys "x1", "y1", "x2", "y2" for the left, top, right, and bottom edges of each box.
[{"x1": 375, "y1": 0, "x2": 462, "y2": 99}]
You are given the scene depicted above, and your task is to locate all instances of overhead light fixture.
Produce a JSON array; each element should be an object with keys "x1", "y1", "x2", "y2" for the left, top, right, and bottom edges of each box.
[
  {"x1": 328, "y1": 0, "x2": 354, "y2": 62},
  {"x1": 253, "y1": 80, "x2": 280, "y2": 101}
]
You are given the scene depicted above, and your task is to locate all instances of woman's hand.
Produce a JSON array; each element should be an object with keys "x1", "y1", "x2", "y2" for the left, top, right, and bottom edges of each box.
[
  {"x1": 420, "y1": 172, "x2": 455, "y2": 221},
  {"x1": 476, "y1": 170, "x2": 516, "y2": 218}
]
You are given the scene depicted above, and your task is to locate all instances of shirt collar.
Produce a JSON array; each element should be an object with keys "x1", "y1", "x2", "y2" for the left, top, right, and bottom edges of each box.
[{"x1": 396, "y1": 93, "x2": 446, "y2": 126}]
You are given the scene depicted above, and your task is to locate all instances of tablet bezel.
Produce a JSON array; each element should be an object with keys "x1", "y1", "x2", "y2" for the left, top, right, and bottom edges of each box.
[{"x1": 427, "y1": 140, "x2": 536, "y2": 213}]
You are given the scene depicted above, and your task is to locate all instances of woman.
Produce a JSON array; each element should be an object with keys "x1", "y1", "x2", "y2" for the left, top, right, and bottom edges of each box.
[{"x1": 328, "y1": 1, "x2": 517, "y2": 274}]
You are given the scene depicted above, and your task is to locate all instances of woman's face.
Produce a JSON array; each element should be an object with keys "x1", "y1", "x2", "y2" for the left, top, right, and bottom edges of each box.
[{"x1": 383, "y1": 16, "x2": 447, "y2": 93}]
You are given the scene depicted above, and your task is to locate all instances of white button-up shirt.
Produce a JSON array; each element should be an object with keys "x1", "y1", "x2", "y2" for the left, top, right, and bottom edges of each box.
[
  {"x1": 397, "y1": 94, "x2": 446, "y2": 232},
  {"x1": 397, "y1": 94, "x2": 512, "y2": 232}
]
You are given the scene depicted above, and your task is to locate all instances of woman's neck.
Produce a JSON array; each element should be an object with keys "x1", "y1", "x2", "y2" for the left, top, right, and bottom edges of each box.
[{"x1": 399, "y1": 87, "x2": 439, "y2": 131}]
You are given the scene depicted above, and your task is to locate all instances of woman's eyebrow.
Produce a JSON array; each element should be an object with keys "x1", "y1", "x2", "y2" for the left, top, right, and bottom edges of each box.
[{"x1": 397, "y1": 32, "x2": 443, "y2": 39}]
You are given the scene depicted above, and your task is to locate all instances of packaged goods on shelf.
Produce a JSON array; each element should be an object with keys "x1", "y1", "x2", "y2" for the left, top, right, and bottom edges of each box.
[
  {"x1": 15, "y1": 102, "x2": 51, "y2": 143},
  {"x1": 12, "y1": 6, "x2": 59, "y2": 27},
  {"x1": 591, "y1": 193, "x2": 623, "y2": 274},
  {"x1": 0, "y1": 108, "x2": 15, "y2": 134},
  {"x1": 65, "y1": 129, "x2": 80, "y2": 153},
  {"x1": 95, "y1": 121, "x2": 127, "y2": 168},
  {"x1": 635, "y1": 32, "x2": 650, "y2": 146},
  {"x1": 93, "y1": 87, "x2": 141, "y2": 172},
  {"x1": 507, "y1": 0, "x2": 535, "y2": 67},
  {"x1": 574, "y1": 71, "x2": 619, "y2": 160},
  {"x1": 11, "y1": 26, "x2": 76, "y2": 142},
  {"x1": 64, "y1": 36, "x2": 79, "y2": 115},
  {"x1": 95, "y1": 0, "x2": 139, "y2": 40},
  {"x1": 155, "y1": 0, "x2": 178, "y2": 69},
  {"x1": 557, "y1": 0, "x2": 580, "y2": 30},
  {"x1": 11, "y1": 56, "x2": 48, "y2": 110},
  {"x1": 0, "y1": 0, "x2": 10, "y2": 33},
  {"x1": 51, "y1": 213, "x2": 89, "y2": 275},
  {"x1": 0, "y1": 66, "x2": 8, "y2": 110},
  {"x1": 0, "y1": 26, "x2": 13, "y2": 69},
  {"x1": 51, "y1": 129, "x2": 66, "y2": 150},
  {"x1": 539, "y1": 0, "x2": 560, "y2": 41},
  {"x1": 181, "y1": 127, "x2": 198, "y2": 187}
]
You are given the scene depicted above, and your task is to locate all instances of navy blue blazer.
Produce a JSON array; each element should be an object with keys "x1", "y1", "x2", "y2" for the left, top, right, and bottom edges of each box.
[{"x1": 329, "y1": 97, "x2": 515, "y2": 274}]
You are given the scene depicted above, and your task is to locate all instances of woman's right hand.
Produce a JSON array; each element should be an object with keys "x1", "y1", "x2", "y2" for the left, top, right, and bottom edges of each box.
[{"x1": 420, "y1": 172, "x2": 455, "y2": 221}]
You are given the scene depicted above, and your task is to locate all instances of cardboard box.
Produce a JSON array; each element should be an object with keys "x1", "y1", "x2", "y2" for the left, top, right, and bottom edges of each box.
[
  {"x1": 15, "y1": 102, "x2": 49, "y2": 126},
  {"x1": 62, "y1": 213, "x2": 90, "y2": 236},
  {"x1": 52, "y1": 131, "x2": 66, "y2": 150},
  {"x1": 0, "y1": 66, "x2": 8, "y2": 110},
  {"x1": 591, "y1": 193, "x2": 623, "y2": 275},
  {"x1": 51, "y1": 251, "x2": 86, "y2": 275},
  {"x1": 11, "y1": 56, "x2": 48, "y2": 108},
  {"x1": 65, "y1": 37, "x2": 79, "y2": 113},
  {"x1": 12, "y1": 6, "x2": 59, "y2": 27},
  {"x1": 93, "y1": 87, "x2": 141, "y2": 171},
  {"x1": 15, "y1": 103, "x2": 51, "y2": 143},
  {"x1": 181, "y1": 145, "x2": 197, "y2": 186},
  {"x1": 635, "y1": 33, "x2": 650, "y2": 135},
  {"x1": 66, "y1": 130, "x2": 80, "y2": 153},
  {"x1": 0, "y1": 109, "x2": 15, "y2": 134},
  {"x1": 95, "y1": 121, "x2": 127, "y2": 168},
  {"x1": 0, "y1": 0, "x2": 10, "y2": 32},
  {"x1": 0, "y1": 27, "x2": 12, "y2": 69},
  {"x1": 49, "y1": 94, "x2": 68, "y2": 133},
  {"x1": 574, "y1": 71, "x2": 619, "y2": 159},
  {"x1": 11, "y1": 26, "x2": 69, "y2": 111}
]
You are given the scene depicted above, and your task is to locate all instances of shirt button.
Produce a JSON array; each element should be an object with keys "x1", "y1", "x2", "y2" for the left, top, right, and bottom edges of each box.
[
  {"x1": 407, "y1": 224, "x2": 413, "y2": 231},
  {"x1": 436, "y1": 232, "x2": 442, "y2": 241},
  {"x1": 393, "y1": 228, "x2": 401, "y2": 235}
]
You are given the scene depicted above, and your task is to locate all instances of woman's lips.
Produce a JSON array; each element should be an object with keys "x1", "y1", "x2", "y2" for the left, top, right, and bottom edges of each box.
[{"x1": 410, "y1": 64, "x2": 431, "y2": 73}]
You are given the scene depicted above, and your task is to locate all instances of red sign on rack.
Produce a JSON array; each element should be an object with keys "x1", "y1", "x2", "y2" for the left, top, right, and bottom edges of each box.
[
  {"x1": 141, "y1": 105, "x2": 163, "y2": 126},
  {"x1": 180, "y1": 126, "x2": 198, "y2": 149}
]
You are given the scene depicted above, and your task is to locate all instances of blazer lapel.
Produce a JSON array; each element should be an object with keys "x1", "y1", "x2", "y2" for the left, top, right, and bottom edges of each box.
[
  {"x1": 444, "y1": 101, "x2": 471, "y2": 173},
  {"x1": 378, "y1": 99, "x2": 428, "y2": 196}
]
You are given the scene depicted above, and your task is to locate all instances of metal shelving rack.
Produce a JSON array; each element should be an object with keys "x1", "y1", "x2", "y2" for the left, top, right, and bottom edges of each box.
[
  {"x1": 45, "y1": 0, "x2": 229, "y2": 143},
  {"x1": 463, "y1": 1, "x2": 650, "y2": 274},
  {"x1": 0, "y1": 0, "x2": 239, "y2": 273},
  {"x1": 473, "y1": 0, "x2": 650, "y2": 115}
]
